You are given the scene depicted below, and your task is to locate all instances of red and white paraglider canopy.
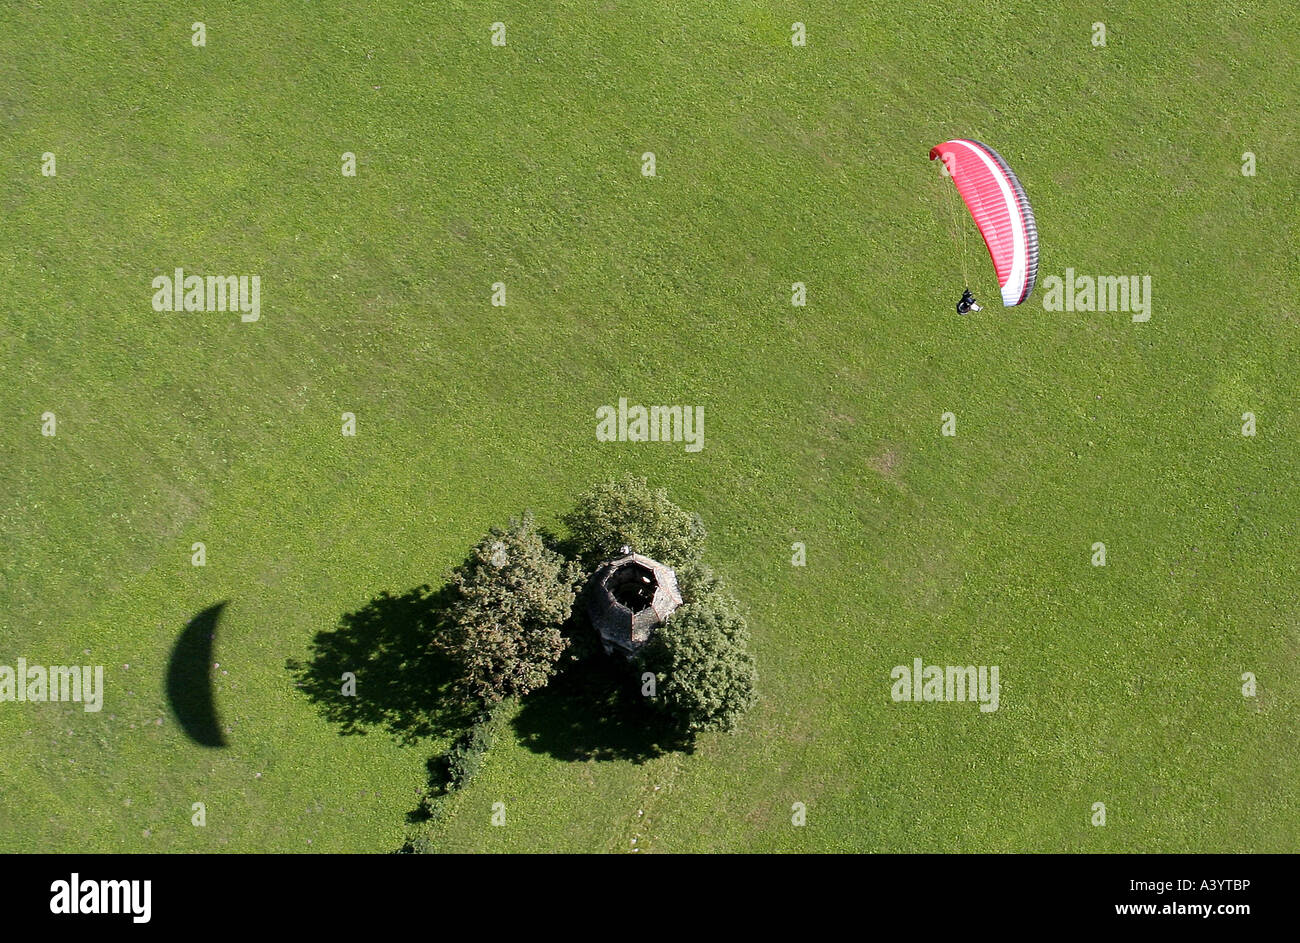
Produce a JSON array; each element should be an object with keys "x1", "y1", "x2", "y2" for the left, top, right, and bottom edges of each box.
[{"x1": 930, "y1": 139, "x2": 1039, "y2": 306}]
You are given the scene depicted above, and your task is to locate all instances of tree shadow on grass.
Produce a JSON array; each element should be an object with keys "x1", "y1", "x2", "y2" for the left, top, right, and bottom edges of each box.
[
  {"x1": 512, "y1": 652, "x2": 692, "y2": 764},
  {"x1": 287, "y1": 584, "x2": 472, "y2": 745},
  {"x1": 292, "y1": 577, "x2": 690, "y2": 789}
]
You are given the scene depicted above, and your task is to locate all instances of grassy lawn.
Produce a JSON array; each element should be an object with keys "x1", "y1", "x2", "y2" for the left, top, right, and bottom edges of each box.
[{"x1": 2, "y1": 0, "x2": 1297, "y2": 853}]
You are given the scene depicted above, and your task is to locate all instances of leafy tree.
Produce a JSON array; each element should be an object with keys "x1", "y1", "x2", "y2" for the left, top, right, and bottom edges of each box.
[
  {"x1": 563, "y1": 476, "x2": 706, "y2": 568},
  {"x1": 558, "y1": 599, "x2": 602, "y2": 665},
  {"x1": 444, "y1": 709, "x2": 499, "y2": 790},
  {"x1": 637, "y1": 581, "x2": 758, "y2": 733},
  {"x1": 673, "y1": 559, "x2": 724, "y2": 604},
  {"x1": 439, "y1": 515, "x2": 582, "y2": 705}
]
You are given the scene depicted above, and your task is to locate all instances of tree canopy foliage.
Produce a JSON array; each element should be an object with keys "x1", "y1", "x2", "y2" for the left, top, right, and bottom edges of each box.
[
  {"x1": 563, "y1": 475, "x2": 706, "y2": 568},
  {"x1": 638, "y1": 566, "x2": 758, "y2": 733},
  {"x1": 438, "y1": 514, "x2": 583, "y2": 705}
]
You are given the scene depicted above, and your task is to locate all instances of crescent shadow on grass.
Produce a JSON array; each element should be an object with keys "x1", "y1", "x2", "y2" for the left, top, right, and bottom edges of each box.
[{"x1": 166, "y1": 602, "x2": 228, "y2": 748}]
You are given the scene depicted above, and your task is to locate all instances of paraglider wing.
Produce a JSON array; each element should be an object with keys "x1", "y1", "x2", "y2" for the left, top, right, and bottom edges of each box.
[{"x1": 930, "y1": 139, "x2": 1039, "y2": 306}]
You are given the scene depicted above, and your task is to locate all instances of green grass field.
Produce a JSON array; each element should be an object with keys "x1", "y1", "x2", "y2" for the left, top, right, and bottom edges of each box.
[{"x1": 2, "y1": 1, "x2": 1298, "y2": 853}]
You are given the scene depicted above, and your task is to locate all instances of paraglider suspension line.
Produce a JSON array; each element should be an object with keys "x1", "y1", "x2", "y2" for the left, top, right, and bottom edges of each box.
[{"x1": 940, "y1": 163, "x2": 970, "y2": 288}]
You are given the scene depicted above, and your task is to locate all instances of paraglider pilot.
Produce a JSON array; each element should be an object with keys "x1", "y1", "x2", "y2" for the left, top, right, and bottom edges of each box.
[{"x1": 956, "y1": 287, "x2": 981, "y2": 315}]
